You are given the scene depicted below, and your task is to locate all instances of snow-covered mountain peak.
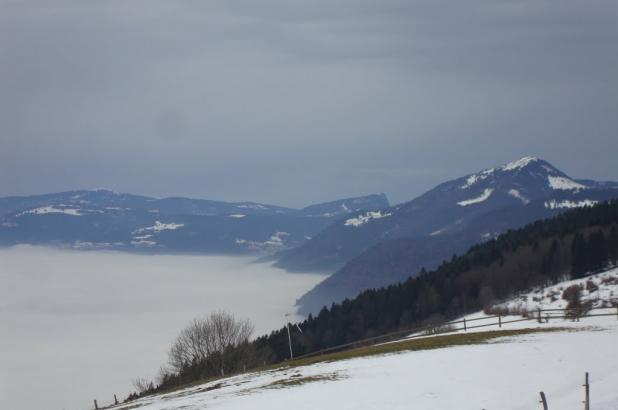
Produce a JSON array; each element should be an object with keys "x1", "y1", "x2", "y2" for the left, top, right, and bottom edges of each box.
[
  {"x1": 412, "y1": 156, "x2": 608, "y2": 216},
  {"x1": 459, "y1": 156, "x2": 543, "y2": 190},
  {"x1": 458, "y1": 156, "x2": 567, "y2": 193}
]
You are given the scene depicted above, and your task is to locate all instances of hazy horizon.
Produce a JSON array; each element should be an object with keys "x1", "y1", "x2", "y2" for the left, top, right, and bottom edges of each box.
[{"x1": 2, "y1": 0, "x2": 617, "y2": 207}]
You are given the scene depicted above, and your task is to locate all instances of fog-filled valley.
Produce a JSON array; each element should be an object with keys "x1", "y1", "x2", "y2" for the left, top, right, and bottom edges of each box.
[
  {"x1": 2, "y1": 0, "x2": 617, "y2": 408},
  {"x1": 0, "y1": 246, "x2": 326, "y2": 410}
]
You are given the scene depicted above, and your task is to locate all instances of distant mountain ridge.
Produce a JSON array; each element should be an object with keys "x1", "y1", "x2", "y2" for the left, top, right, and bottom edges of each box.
[
  {"x1": 286, "y1": 156, "x2": 618, "y2": 314},
  {"x1": 0, "y1": 190, "x2": 389, "y2": 254}
]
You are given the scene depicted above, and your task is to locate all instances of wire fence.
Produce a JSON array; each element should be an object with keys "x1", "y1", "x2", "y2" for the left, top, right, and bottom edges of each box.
[
  {"x1": 95, "y1": 304, "x2": 616, "y2": 409},
  {"x1": 293, "y1": 304, "x2": 618, "y2": 361}
]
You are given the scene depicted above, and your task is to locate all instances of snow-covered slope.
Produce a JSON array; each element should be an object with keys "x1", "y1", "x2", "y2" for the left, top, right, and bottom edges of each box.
[
  {"x1": 415, "y1": 267, "x2": 618, "y2": 337},
  {"x1": 115, "y1": 325, "x2": 618, "y2": 410},
  {"x1": 106, "y1": 319, "x2": 618, "y2": 410},
  {"x1": 494, "y1": 267, "x2": 618, "y2": 312},
  {"x1": 106, "y1": 270, "x2": 618, "y2": 410}
]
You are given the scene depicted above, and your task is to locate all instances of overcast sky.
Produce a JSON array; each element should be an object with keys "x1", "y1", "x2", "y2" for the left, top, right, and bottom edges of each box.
[{"x1": 1, "y1": 0, "x2": 617, "y2": 207}]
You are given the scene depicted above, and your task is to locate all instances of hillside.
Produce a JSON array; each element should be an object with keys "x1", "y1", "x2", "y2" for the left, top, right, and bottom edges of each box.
[
  {"x1": 287, "y1": 157, "x2": 618, "y2": 314},
  {"x1": 104, "y1": 267, "x2": 618, "y2": 410},
  {"x1": 130, "y1": 200, "x2": 618, "y2": 399},
  {"x1": 257, "y1": 200, "x2": 618, "y2": 363}
]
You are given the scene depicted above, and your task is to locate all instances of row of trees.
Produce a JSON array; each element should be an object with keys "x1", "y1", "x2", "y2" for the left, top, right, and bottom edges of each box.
[
  {"x1": 571, "y1": 226, "x2": 618, "y2": 278},
  {"x1": 128, "y1": 200, "x2": 618, "y2": 399}
]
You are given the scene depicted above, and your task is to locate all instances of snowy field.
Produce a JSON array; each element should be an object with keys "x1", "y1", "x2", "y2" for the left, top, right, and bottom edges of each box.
[
  {"x1": 0, "y1": 246, "x2": 327, "y2": 410},
  {"x1": 494, "y1": 267, "x2": 618, "y2": 311},
  {"x1": 107, "y1": 269, "x2": 618, "y2": 410},
  {"x1": 107, "y1": 316, "x2": 618, "y2": 410}
]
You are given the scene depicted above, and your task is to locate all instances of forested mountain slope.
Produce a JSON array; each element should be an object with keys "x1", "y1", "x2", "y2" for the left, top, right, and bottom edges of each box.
[
  {"x1": 288, "y1": 157, "x2": 618, "y2": 314},
  {"x1": 261, "y1": 200, "x2": 618, "y2": 362}
]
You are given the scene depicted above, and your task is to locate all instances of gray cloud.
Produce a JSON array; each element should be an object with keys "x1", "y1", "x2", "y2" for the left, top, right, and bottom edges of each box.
[{"x1": 1, "y1": 0, "x2": 617, "y2": 206}]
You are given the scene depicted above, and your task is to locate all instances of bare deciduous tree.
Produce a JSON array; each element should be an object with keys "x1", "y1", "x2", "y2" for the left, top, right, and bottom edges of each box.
[
  {"x1": 168, "y1": 310, "x2": 254, "y2": 374},
  {"x1": 132, "y1": 377, "x2": 153, "y2": 394}
]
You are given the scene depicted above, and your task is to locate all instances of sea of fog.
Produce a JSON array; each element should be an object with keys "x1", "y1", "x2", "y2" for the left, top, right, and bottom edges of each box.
[{"x1": 0, "y1": 246, "x2": 327, "y2": 410}]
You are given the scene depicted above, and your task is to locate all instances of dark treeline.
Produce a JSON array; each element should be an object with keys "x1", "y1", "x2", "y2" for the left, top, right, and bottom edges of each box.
[
  {"x1": 255, "y1": 200, "x2": 618, "y2": 362},
  {"x1": 147, "y1": 200, "x2": 618, "y2": 397}
]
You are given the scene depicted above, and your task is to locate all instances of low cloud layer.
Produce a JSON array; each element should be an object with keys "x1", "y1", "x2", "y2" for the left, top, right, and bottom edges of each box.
[
  {"x1": 1, "y1": 0, "x2": 617, "y2": 206},
  {"x1": 0, "y1": 246, "x2": 325, "y2": 410}
]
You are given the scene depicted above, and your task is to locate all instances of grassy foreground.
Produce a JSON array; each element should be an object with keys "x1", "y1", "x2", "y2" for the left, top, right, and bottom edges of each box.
[{"x1": 286, "y1": 327, "x2": 564, "y2": 367}]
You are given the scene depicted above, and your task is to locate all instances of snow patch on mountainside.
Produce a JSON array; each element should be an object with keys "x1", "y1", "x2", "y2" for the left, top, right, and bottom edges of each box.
[
  {"x1": 508, "y1": 189, "x2": 530, "y2": 204},
  {"x1": 265, "y1": 231, "x2": 289, "y2": 247},
  {"x1": 235, "y1": 232, "x2": 290, "y2": 252},
  {"x1": 229, "y1": 214, "x2": 246, "y2": 218},
  {"x1": 544, "y1": 199, "x2": 598, "y2": 209},
  {"x1": 548, "y1": 176, "x2": 587, "y2": 191},
  {"x1": 460, "y1": 168, "x2": 495, "y2": 189},
  {"x1": 18, "y1": 206, "x2": 83, "y2": 216},
  {"x1": 72, "y1": 241, "x2": 116, "y2": 249},
  {"x1": 457, "y1": 188, "x2": 493, "y2": 206},
  {"x1": 238, "y1": 204, "x2": 268, "y2": 210},
  {"x1": 501, "y1": 156, "x2": 539, "y2": 171},
  {"x1": 134, "y1": 221, "x2": 184, "y2": 234},
  {"x1": 131, "y1": 239, "x2": 157, "y2": 247},
  {"x1": 344, "y1": 211, "x2": 392, "y2": 227},
  {"x1": 481, "y1": 232, "x2": 499, "y2": 240}
]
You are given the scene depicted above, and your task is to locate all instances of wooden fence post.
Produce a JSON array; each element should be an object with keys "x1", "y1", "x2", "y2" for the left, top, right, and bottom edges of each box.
[
  {"x1": 583, "y1": 372, "x2": 590, "y2": 410},
  {"x1": 114, "y1": 394, "x2": 119, "y2": 405},
  {"x1": 539, "y1": 391, "x2": 548, "y2": 410},
  {"x1": 463, "y1": 318, "x2": 467, "y2": 331},
  {"x1": 498, "y1": 314, "x2": 502, "y2": 328},
  {"x1": 94, "y1": 399, "x2": 98, "y2": 410}
]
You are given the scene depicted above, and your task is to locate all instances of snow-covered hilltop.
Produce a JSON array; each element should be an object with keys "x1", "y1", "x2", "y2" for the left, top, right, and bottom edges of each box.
[{"x1": 105, "y1": 268, "x2": 618, "y2": 410}]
